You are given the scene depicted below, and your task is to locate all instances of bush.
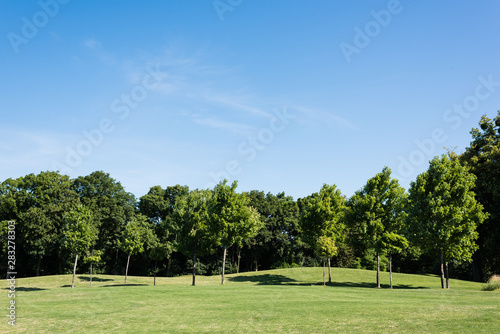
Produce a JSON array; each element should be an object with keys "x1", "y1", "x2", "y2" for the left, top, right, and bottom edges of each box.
[{"x1": 481, "y1": 275, "x2": 500, "y2": 291}]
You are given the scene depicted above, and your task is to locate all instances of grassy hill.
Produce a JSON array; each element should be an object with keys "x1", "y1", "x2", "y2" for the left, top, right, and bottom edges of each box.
[{"x1": 2, "y1": 267, "x2": 499, "y2": 333}]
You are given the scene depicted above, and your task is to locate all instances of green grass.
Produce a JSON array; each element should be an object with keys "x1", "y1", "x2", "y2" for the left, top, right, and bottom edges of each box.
[{"x1": 2, "y1": 268, "x2": 499, "y2": 333}]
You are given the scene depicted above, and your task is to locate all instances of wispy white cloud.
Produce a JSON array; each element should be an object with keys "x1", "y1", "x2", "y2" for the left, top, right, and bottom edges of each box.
[
  {"x1": 192, "y1": 117, "x2": 256, "y2": 136},
  {"x1": 293, "y1": 105, "x2": 360, "y2": 131},
  {"x1": 82, "y1": 38, "x2": 100, "y2": 49}
]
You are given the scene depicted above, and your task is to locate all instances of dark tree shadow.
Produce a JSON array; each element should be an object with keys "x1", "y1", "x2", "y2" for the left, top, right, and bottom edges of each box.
[
  {"x1": 78, "y1": 276, "x2": 113, "y2": 282},
  {"x1": 229, "y1": 274, "x2": 299, "y2": 285},
  {"x1": 3, "y1": 287, "x2": 46, "y2": 291},
  {"x1": 102, "y1": 284, "x2": 148, "y2": 287},
  {"x1": 229, "y1": 274, "x2": 429, "y2": 289}
]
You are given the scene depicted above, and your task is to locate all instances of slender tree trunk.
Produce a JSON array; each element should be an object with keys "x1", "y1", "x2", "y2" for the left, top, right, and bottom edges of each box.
[
  {"x1": 221, "y1": 246, "x2": 227, "y2": 285},
  {"x1": 166, "y1": 255, "x2": 172, "y2": 277},
  {"x1": 154, "y1": 260, "x2": 157, "y2": 286},
  {"x1": 192, "y1": 251, "x2": 197, "y2": 286},
  {"x1": 90, "y1": 263, "x2": 93, "y2": 288},
  {"x1": 389, "y1": 255, "x2": 393, "y2": 289},
  {"x1": 328, "y1": 257, "x2": 332, "y2": 283},
  {"x1": 125, "y1": 252, "x2": 131, "y2": 283},
  {"x1": 376, "y1": 252, "x2": 381, "y2": 288},
  {"x1": 71, "y1": 254, "x2": 78, "y2": 289},
  {"x1": 323, "y1": 259, "x2": 326, "y2": 286},
  {"x1": 36, "y1": 258, "x2": 41, "y2": 276},
  {"x1": 237, "y1": 247, "x2": 241, "y2": 273},
  {"x1": 445, "y1": 262, "x2": 450, "y2": 289},
  {"x1": 440, "y1": 248, "x2": 445, "y2": 289},
  {"x1": 255, "y1": 259, "x2": 258, "y2": 272}
]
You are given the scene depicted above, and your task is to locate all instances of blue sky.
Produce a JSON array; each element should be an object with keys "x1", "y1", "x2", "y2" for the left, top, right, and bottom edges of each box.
[{"x1": 1, "y1": 0, "x2": 499, "y2": 200}]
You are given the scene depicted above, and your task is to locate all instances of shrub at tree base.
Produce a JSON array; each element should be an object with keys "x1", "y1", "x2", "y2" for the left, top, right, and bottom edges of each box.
[{"x1": 482, "y1": 275, "x2": 500, "y2": 291}]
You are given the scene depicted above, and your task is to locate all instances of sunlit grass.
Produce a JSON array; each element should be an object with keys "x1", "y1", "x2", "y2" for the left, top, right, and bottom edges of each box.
[{"x1": 2, "y1": 267, "x2": 499, "y2": 333}]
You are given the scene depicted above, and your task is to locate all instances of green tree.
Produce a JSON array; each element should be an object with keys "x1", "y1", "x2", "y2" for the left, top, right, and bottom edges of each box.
[
  {"x1": 0, "y1": 172, "x2": 79, "y2": 276},
  {"x1": 72, "y1": 171, "x2": 136, "y2": 274},
  {"x1": 460, "y1": 112, "x2": 500, "y2": 280},
  {"x1": 407, "y1": 155, "x2": 487, "y2": 289},
  {"x1": 117, "y1": 214, "x2": 154, "y2": 283},
  {"x1": 62, "y1": 206, "x2": 97, "y2": 288},
  {"x1": 244, "y1": 191, "x2": 301, "y2": 272},
  {"x1": 316, "y1": 235, "x2": 337, "y2": 286},
  {"x1": 300, "y1": 184, "x2": 345, "y2": 283},
  {"x1": 84, "y1": 250, "x2": 101, "y2": 287},
  {"x1": 173, "y1": 189, "x2": 214, "y2": 286},
  {"x1": 139, "y1": 184, "x2": 189, "y2": 277},
  {"x1": 346, "y1": 167, "x2": 408, "y2": 288},
  {"x1": 208, "y1": 180, "x2": 263, "y2": 284}
]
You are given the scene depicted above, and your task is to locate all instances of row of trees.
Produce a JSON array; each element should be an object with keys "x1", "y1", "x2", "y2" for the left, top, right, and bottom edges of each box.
[{"x1": 1, "y1": 112, "x2": 499, "y2": 288}]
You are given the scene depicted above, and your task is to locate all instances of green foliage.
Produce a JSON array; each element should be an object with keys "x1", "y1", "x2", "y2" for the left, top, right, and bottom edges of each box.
[
  {"x1": 174, "y1": 189, "x2": 213, "y2": 257},
  {"x1": 407, "y1": 155, "x2": 487, "y2": 263},
  {"x1": 316, "y1": 235, "x2": 338, "y2": 258},
  {"x1": 117, "y1": 214, "x2": 153, "y2": 256},
  {"x1": 300, "y1": 184, "x2": 345, "y2": 252},
  {"x1": 461, "y1": 111, "x2": 500, "y2": 279},
  {"x1": 346, "y1": 167, "x2": 408, "y2": 256},
  {"x1": 209, "y1": 180, "x2": 264, "y2": 249},
  {"x1": 84, "y1": 250, "x2": 102, "y2": 265},
  {"x1": 482, "y1": 275, "x2": 500, "y2": 291},
  {"x1": 62, "y1": 205, "x2": 97, "y2": 256}
]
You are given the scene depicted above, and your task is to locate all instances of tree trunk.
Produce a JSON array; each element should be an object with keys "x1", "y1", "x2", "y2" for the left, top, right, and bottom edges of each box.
[
  {"x1": 221, "y1": 246, "x2": 227, "y2": 285},
  {"x1": 323, "y1": 259, "x2": 326, "y2": 286},
  {"x1": 328, "y1": 257, "x2": 332, "y2": 283},
  {"x1": 389, "y1": 255, "x2": 393, "y2": 289},
  {"x1": 440, "y1": 248, "x2": 445, "y2": 289},
  {"x1": 192, "y1": 251, "x2": 197, "y2": 286},
  {"x1": 154, "y1": 260, "x2": 157, "y2": 286},
  {"x1": 255, "y1": 259, "x2": 258, "y2": 272},
  {"x1": 71, "y1": 254, "x2": 78, "y2": 289},
  {"x1": 166, "y1": 255, "x2": 172, "y2": 277},
  {"x1": 125, "y1": 252, "x2": 131, "y2": 283},
  {"x1": 376, "y1": 252, "x2": 381, "y2": 288},
  {"x1": 90, "y1": 263, "x2": 93, "y2": 288},
  {"x1": 36, "y1": 257, "x2": 41, "y2": 276},
  {"x1": 445, "y1": 262, "x2": 450, "y2": 289},
  {"x1": 237, "y1": 247, "x2": 241, "y2": 274}
]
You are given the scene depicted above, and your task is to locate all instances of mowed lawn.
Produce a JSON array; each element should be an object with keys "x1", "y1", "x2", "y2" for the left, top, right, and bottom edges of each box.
[{"x1": 2, "y1": 268, "x2": 499, "y2": 333}]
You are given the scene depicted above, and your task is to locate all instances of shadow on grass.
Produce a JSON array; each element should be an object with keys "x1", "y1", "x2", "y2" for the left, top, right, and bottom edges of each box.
[
  {"x1": 229, "y1": 274, "x2": 429, "y2": 289},
  {"x1": 330, "y1": 281, "x2": 429, "y2": 290},
  {"x1": 102, "y1": 284, "x2": 149, "y2": 287},
  {"x1": 2, "y1": 287, "x2": 47, "y2": 291},
  {"x1": 229, "y1": 274, "x2": 299, "y2": 285},
  {"x1": 78, "y1": 276, "x2": 113, "y2": 282}
]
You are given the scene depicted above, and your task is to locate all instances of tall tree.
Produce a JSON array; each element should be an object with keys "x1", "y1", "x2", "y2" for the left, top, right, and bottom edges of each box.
[
  {"x1": 300, "y1": 184, "x2": 345, "y2": 283},
  {"x1": 72, "y1": 171, "x2": 136, "y2": 274},
  {"x1": 208, "y1": 180, "x2": 263, "y2": 284},
  {"x1": 173, "y1": 189, "x2": 213, "y2": 286},
  {"x1": 1, "y1": 172, "x2": 80, "y2": 276},
  {"x1": 407, "y1": 155, "x2": 487, "y2": 288},
  {"x1": 117, "y1": 214, "x2": 154, "y2": 283},
  {"x1": 346, "y1": 167, "x2": 408, "y2": 288},
  {"x1": 460, "y1": 112, "x2": 500, "y2": 281},
  {"x1": 139, "y1": 184, "x2": 189, "y2": 277},
  {"x1": 84, "y1": 250, "x2": 101, "y2": 287},
  {"x1": 62, "y1": 205, "x2": 97, "y2": 288}
]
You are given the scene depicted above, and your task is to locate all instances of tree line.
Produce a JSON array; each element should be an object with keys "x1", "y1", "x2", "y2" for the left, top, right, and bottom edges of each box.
[{"x1": 1, "y1": 112, "x2": 499, "y2": 288}]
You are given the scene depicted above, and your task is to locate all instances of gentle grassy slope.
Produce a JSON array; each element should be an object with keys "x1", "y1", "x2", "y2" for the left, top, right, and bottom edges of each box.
[{"x1": 2, "y1": 268, "x2": 499, "y2": 333}]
